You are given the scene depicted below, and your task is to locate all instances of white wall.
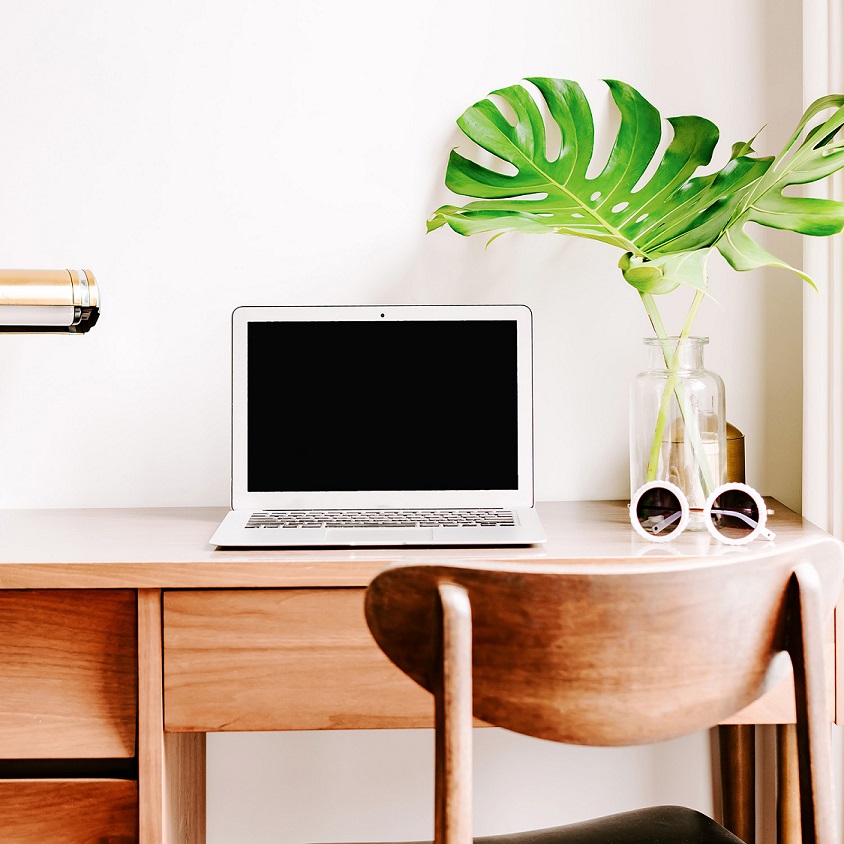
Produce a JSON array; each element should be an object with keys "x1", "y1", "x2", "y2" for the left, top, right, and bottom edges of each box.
[{"x1": 0, "y1": 1, "x2": 807, "y2": 841}]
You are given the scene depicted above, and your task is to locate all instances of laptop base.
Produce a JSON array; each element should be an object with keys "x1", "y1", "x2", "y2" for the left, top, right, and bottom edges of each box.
[{"x1": 210, "y1": 507, "x2": 546, "y2": 548}]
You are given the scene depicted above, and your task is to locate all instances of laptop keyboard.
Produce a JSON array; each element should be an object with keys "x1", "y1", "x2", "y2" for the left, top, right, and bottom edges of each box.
[{"x1": 246, "y1": 509, "x2": 517, "y2": 529}]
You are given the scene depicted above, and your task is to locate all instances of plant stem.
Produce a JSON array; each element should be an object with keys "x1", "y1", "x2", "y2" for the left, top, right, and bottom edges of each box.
[
  {"x1": 640, "y1": 292, "x2": 668, "y2": 338},
  {"x1": 640, "y1": 291, "x2": 716, "y2": 496}
]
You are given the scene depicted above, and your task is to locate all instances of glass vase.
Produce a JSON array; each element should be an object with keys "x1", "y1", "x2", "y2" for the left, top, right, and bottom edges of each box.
[{"x1": 629, "y1": 337, "x2": 726, "y2": 529}]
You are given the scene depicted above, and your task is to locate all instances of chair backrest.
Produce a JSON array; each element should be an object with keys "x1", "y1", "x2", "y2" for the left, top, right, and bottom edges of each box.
[{"x1": 364, "y1": 539, "x2": 844, "y2": 843}]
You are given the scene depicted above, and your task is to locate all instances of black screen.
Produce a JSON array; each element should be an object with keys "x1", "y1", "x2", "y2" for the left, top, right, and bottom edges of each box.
[{"x1": 246, "y1": 319, "x2": 520, "y2": 492}]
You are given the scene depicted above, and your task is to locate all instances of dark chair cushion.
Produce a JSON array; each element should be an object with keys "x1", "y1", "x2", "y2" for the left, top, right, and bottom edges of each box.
[
  {"x1": 474, "y1": 806, "x2": 746, "y2": 843},
  {"x1": 313, "y1": 804, "x2": 746, "y2": 844}
]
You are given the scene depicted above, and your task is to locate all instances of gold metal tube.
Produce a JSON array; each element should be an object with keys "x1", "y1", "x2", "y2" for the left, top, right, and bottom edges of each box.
[{"x1": 0, "y1": 270, "x2": 100, "y2": 333}]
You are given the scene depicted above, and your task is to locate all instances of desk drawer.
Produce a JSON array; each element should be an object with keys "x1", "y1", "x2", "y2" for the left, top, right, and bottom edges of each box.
[
  {"x1": 163, "y1": 588, "x2": 433, "y2": 731},
  {"x1": 0, "y1": 778, "x2": 137, "y2": 841},
  {"x1": 0, "y1": 590, "x2": 137, "y2": 758}
]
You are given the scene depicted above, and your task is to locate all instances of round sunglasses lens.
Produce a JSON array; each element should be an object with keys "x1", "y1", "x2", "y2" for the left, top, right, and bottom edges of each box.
[
  {"x1": 709, "y1": 489, "x2": 759, "y2": 541},
  {"x1": 636, "y1": 488, "x2": 684, "y2": 538}
]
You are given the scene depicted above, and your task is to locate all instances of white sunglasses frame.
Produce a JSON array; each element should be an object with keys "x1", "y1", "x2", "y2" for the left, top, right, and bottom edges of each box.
[{"x1": 630, "y1": 480, "x2": 776, "y2": 546}]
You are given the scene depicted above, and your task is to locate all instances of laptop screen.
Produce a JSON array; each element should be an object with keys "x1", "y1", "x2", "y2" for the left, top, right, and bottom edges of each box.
[
  {"x1": 230, "y1": 305, "x2": 534, "y2": 511},
  {"x1": 247, "y1": 319, "x2": 519, "y2": 492}
]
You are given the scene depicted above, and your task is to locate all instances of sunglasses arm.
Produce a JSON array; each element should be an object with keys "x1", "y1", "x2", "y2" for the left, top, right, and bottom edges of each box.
[{"x1": 707, "y1": 508, "x2": 776, "y2": 541}]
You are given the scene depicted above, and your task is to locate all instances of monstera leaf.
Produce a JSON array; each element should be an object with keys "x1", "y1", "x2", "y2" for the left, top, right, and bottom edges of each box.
[
  {"x1": 717, "y1": 93, "x2": 844, "y2": 287},
  {"x1": 428, "y1": 78, "x2": 844, "y2": 294}
]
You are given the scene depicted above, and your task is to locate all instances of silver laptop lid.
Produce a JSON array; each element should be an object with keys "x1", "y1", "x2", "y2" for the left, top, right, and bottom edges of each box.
[{"x1": 230, "y1": 304, "x2": 535, "y2": 511}]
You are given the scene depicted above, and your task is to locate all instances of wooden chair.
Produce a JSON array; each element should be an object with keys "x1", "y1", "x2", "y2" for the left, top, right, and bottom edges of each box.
[{"x1": 356, "y1": 539, "x2": 843, "y2": 844}]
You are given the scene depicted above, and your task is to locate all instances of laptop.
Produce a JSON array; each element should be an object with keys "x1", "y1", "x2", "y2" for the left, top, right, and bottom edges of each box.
[{"x1": 210, "y1": 304, "x2": 546, "y2": 547}]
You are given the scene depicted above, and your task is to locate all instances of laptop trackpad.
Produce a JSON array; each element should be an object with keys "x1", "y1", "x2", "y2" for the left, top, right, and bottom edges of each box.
[{"x1": 325, "y1": 528, "x2": 434, "y2": 545}]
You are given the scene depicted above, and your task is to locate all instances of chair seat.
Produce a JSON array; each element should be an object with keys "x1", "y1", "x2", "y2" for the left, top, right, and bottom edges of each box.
[
  {"x1": 474, "y1": 806, "x2": 745, "y2": 843},
  {"x1": 318, "y1": 805, "x2": 745, "y2": 844}
]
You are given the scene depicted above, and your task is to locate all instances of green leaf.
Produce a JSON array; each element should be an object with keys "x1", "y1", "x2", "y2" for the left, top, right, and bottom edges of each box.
[
  {"x1": 427, "y1": 78, "x2": 772, "y2": 291},
  {"x1": 639, "y1": 154, "x2": 772, "y2": 255},
  {"x1": 619, "y1": 248, "x2": 711, "y2": 295},
  {"x1": 729, "y1": 126, "x2": 764, "y2": 160},
  {"x1": 717, "y1": 222, "x2": 817, "y2": 289},
  {"x1": 716, "y1": 95, "x2": 844, "y2": 284},
  {"x1": 428, "y1": 79, "x2": 844, "y2": 290},
  {"x1": 619, "y1": 252, "x2": 672, "y2": 293}
]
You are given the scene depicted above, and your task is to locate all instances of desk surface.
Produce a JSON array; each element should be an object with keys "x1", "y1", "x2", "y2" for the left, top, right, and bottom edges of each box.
[
  {"x1": 0, "y1": 499, "x2": 831, "y2": 589},
  {"x1": 0, "y1": 499, "x2": 834, "y2": 844}
]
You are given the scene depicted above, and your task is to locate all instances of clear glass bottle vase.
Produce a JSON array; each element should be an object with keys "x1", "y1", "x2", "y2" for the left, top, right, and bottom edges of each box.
[{"x1": 629, "y1": 337, "x2": 726, "y2": 529}]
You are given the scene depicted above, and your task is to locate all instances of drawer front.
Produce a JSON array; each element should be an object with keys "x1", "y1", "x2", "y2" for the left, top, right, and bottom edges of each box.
[
  {"x1": 164, "y1": 588, "x2": 433, "y2": 731},
  {"x1": 0, "y1": 779, "x2": 137, "y2": 842},
  {"x1": 0, "y1": 590, "x2": 137, "y2": 758}
]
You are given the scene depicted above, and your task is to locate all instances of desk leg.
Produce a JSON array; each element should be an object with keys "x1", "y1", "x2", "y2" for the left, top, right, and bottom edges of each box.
[
  {"x1": 777, "y1": 723, "x2": 801, "y2": 844},
  {"x1": 717, "y1": 724, "x2": 756, "y2": 843},
  {"x1": 164, "y1": 732, "x2": 206, "y2": 843},
  {"x1": 138, "y1": 589, "x2": 164, "y2": 842},
  {"x1": 138, "y1": 589, "x2": 207, "y2": 843}
]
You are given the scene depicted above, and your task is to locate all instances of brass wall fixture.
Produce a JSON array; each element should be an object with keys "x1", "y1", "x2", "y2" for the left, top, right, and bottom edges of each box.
[{"x1": 0, "y1": 269, "x2": 100, "y2": 333}]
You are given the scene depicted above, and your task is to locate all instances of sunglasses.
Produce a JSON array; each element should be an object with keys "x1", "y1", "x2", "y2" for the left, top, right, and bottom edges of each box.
[{"x1": 629, "y1": 480, "x2": 776, "y2": 545}]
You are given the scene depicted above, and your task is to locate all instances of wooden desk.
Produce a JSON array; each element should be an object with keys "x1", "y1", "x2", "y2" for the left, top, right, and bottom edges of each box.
[{"x1": 0, "y1": 500, "x2": 836, "y2": 843}]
